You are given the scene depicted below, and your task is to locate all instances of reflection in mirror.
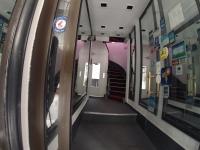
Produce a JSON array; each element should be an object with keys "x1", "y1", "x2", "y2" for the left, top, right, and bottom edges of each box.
[
  {"x1": 0, "y1": 0, "x2": 16, "y2": 63},
  {"x1": 128, "y1": 27, "x2": 136, "y2": 101},
  {"x1": 139, "y1": 0, "x2": 159, "y2": 114},
  {"x1": 162, "y1": 18, "x2": 200, "y2": 141}
]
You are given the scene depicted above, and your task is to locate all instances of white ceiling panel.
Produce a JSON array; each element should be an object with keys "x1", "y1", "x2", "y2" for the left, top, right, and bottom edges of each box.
[{"x1": 79, "y1": 0, "x2": 149, "y2": 38}]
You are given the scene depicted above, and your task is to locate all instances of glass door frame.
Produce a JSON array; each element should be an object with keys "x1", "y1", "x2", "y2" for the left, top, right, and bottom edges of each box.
[{"x1": 139, "y1": 0, "x2": 160, "y2": 114}]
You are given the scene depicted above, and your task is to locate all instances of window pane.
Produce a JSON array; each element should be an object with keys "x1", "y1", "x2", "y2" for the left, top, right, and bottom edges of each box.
[
  {"x1": 161, "y1": 0, "x2": 199, "y2": 32},
  {"x1": 162, "y1": 19, "x2": 200, "y2": 141}
]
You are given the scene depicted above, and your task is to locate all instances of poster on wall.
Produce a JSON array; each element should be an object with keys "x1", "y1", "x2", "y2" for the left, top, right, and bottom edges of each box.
[{"x1": 172, "y1": 41, "x2": 186, "y2": 60}]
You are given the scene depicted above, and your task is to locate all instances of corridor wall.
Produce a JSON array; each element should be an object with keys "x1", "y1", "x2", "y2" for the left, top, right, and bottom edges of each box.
[{"x1": 125, "y1": 0, "x2": 200, "y2": 149}]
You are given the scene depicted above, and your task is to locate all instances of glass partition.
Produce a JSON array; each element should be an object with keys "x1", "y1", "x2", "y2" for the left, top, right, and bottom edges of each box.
[
  {"x1": 139, "y1": 0, "x2": 159, "y2": 114},
  {"x1": 129, "y1": 26, "x2": 137, "y2": 101},
  {"x1": 160, "y1": 0, "x2": 200, "y2": 140},
  {"x1": 162, "y1": 18, "x2": 200, "y2": 141}
]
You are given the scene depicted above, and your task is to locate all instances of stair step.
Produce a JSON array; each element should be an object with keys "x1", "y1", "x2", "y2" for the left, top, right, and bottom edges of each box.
[
  {"x1": 108, "y1": 75, "x2": 125, "y2": 78},
  {"x1": 108, "y1": 95, "x2": 124, "y2": 102},
  {"x1": 109, "y1": 91, "x2": 125, "y2": 97},
  {"x1": 82, "y1": 112, "x2": 137, "y2": 123},
  {"x1": 110, "y1": 82, "x2": 126, "y2": 87},
  {"x1": 108, "y1": 71, "x2": 122, "y2": 74},
  {"x1": 109, "y1": 87, "x2": 126, "y2": 92},
  {"x1": 110, "y1": 86, "x2": 126, "y2": 89}
]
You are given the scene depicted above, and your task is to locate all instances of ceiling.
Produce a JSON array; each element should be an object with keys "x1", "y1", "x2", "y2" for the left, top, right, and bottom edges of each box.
[
  {"x1": 0, "y1": 0, "x2": 15, "y2": 19},
  {"x1": 78, "y1": 0, "x2": 149, "y2": 38}
]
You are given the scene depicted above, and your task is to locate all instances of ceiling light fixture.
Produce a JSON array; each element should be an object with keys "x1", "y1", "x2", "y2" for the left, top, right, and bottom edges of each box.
[
  {"x1": 127, "y1": 5, "x2": 133, "y2": 10},
  {"x1": 101, "y1": 3, "x2": 107, "y2": 7}
]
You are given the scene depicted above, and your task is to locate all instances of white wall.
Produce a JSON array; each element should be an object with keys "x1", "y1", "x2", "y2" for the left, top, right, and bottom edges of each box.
[{"x1": 125, "y1": 0, "x2": 200, "y2": 150}]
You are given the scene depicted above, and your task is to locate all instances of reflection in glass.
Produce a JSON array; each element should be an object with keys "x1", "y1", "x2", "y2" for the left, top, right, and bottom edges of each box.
[
  {"x1": 162, "y1": 19, "x2": 200, "y2": 141},
  {"x1": 139, "y1": 1, "x2": 159, "y2": 114}
]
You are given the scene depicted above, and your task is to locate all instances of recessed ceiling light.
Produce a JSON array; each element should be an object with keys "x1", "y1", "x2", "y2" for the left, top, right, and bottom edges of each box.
[
  {"x1": 101, "y1": 26, "x2": 106, "y2": 28},
  {"x1": 127, "y1": 5, "x2": 133, "y2": 10},
  {"x1": 119, "y1": 27, "x2": 124, "y2": 29},
  {"x1": 101, "y1": 3, "x2": 107, "y2": 7}
]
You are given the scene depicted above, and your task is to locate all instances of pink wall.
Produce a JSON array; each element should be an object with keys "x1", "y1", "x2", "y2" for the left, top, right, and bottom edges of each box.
[
  {"x1": 107, "y1": 42, "x2": 128, "y2": 71},
  {"x1": 76, "y1": 41, "x2": 128, "y2": 71}
]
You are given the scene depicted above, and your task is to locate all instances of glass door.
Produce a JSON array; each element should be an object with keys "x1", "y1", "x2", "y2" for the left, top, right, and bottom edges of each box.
[{"x1": 139, "y1": 0, "x2": 159, "y2": 114}]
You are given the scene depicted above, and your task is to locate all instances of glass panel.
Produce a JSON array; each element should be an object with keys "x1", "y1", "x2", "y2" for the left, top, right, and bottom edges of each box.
[
  {"x1": 161, "y1": 0, "x2": 199, "y2": 32},
  {"x1": 139, "y1": 1, "x2": 159, "y2": 114},
  {"x1": 129, "y1": 27, "x2": 136, "y2": 101},
  {"x1": 162, "y1": 19, "x2": 200, "y2": 141},
  {"x1": 0, "y1": 0, "x2": 16, "y2": 63}
]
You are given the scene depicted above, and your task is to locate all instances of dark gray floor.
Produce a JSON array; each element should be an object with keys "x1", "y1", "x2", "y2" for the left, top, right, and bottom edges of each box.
[
  {"x1": 72, "y1": 97, "x2": 156, "y2": 150},
  {"x1": 84, "y1": 97, "x2": 136, "y2": 114},
  {"x1": 72, "y1": 120, "x2": 156, "y2": 150}
]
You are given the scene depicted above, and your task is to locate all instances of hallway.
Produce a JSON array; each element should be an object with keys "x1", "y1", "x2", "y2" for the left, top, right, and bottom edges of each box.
[{"x1": 72, "y1": 98, "x2": 156, "y2": 150}]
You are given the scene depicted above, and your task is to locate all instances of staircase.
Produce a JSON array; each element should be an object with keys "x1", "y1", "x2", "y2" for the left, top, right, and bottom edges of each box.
[{"x1": 107, "y1": 61, "x2": 126, "y2": 102}]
